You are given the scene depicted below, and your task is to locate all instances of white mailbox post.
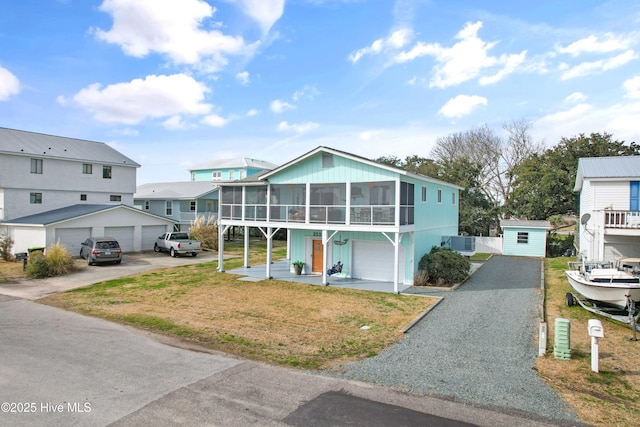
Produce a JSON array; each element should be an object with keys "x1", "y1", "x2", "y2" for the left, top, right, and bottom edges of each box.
[{"x1": 587, "y1": 319, "x2": 604, "y2": 373}]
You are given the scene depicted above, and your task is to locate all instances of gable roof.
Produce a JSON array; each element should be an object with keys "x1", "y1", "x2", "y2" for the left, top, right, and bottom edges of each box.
[
  {"x1": 575, "y1": 156, "x2": 640, "y2": 191},
  {"x1": 500, "y1": 219, "x2": 550, "y2": 229},
  {"x1": 189, "y1": 157, "x2": 278, "y2": 171},
  {"x1": 135, "y1": 181, "x2": 218, "y2": 199},
  {"x1": 1, "y1": 204, "x2": 174, "y2": 226},
  {"x1": 0, "y1": 127, "x2": 140, "y2": 167},
  {"x1": 260, "y1": 146, "x2": 464, "y2": 189}
]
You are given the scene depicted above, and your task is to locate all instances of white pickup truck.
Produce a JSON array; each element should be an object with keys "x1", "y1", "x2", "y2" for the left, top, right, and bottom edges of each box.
[{"x1": 154, "y1": 232, "x2": 201, "y2": 257}]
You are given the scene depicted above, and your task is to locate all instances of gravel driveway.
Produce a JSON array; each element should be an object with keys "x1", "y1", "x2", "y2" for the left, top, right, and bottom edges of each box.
[{"x1": 323, "y1": 255, "x2": 581, "y2": 424}]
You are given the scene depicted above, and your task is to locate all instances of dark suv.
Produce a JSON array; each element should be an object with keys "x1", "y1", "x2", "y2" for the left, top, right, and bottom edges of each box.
[{"x1": 80, "y1": 237, "x2": 123, "y2": 265}]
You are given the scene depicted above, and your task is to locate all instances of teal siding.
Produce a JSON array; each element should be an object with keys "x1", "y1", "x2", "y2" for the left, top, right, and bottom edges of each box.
[
  {"x1": 269, "y1": 153, "x2": 398, "y2": 184},
  {"x1": 503, "y1": 227, "x2": 547, "y2": 257},
  {"x1": 289, "y1": 229, "x2": 415, "y2": 282},
  {"x1": 192, "y1": 167, "x2": 264, "y2": 181}
]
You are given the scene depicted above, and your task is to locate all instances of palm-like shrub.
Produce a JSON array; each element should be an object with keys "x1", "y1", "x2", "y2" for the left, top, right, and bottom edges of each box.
[
  {"x1": 190, "y1": 215, "x2": 218, "y2": 250},
  {"x1": 25, "y1": 242, "x2": 76, "y2": 278}
]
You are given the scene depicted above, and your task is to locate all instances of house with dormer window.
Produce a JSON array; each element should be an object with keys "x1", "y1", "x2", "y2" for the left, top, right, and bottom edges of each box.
[{"x1": 216, "y1": 146, "x2": 470, "y2": 292}]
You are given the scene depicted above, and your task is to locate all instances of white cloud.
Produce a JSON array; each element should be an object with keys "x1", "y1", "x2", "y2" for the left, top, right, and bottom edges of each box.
[
  {"x1": 438, "y1": 95, "x2": 487, "y2": 119},
  {"x1": 478, "y1": 51, "x2": 527, "y2": 85},
  {"x1": 560, "y1": 50, "x2": 637, "y2": 80},
  {"x1": 277, "y1": 121, "x2": 319, "y2": 134},
  {"x1": 236, "y1": 71, "x2": 250, "y2": 85},
  {"x1": 556, "y1": 33, "x2": 634, "y2": 57},
  {"x1": 235, "y1": 0, "x2": 285, "y2": 34},
  {"x1": 94, "y1": 0, "x2": 256, "y2": 70},
  {"x1": 292, "y1": 85, "x2": 320, "y2": 101},
  {"x1": 270, "y1": 99, "x2": 295, "y2": 113},
  {"x1": 535, "y1": 100, "x2": 640, "y2": 145},
  {"x1": 0, "y1": 65, "x2": 20, "y2": 101},
  {"x1": 394, "y1": 21, "x2": 526, "y2": 88},
  {"x1": 623, "y1": 76, "x2": 640, "y2": 98},
  {"x1": 67, "y1": 73, "x2": 212, "y2": 124},
  {"x1": 201, "y1": 113, "x2": 228, "y2": 127},
  {"x1": 163, "y1": 115, "x2": 189, "y2": 130},
  {"x1": 565, "y1": 92, "x2": 587, "y2": 104},
  {"x1": 359, "y1": 130, "x2": 381, "y2": 141},
  {"x1": 246, "y1": 108, "x2": 260, "y2": 116},
  {"x1": 349, "y1": 28, "x2": 412, "y2": 63}
]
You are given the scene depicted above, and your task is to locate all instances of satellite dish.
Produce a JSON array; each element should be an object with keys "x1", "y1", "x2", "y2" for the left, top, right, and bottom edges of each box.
[{"x1": 580, "y1": 213, "x2": 591, "y2": 225}]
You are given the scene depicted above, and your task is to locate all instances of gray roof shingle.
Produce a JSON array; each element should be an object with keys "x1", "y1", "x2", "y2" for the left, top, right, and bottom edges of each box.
[{"x1": 0, "y1": 127, "x2": 140, "y2": 167}]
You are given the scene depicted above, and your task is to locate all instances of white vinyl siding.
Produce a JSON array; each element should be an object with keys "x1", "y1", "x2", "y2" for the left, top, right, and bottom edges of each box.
[{"x1": 105, "y1": 226, "x2": 134, "y2": 252}]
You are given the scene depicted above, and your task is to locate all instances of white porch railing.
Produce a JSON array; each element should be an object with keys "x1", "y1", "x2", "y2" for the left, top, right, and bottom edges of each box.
[{"x1": 603, "y1": 210, "x2": 640, "y2": 229}]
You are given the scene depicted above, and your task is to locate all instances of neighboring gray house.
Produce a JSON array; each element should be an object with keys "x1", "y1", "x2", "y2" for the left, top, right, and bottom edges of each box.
[
  {"x1": 575, "y1": 156, "x2": 640, "y2": 261},
  {"x1": 134, "y1": 181, "x2": 218, "y2": 232},
  {"x1": 0, "y1": 127, "x2": 175, "y2": 254},
  {"x1": 500, "y1": 220, "x2": 550, "y2": 258},
  {"x1": 189, "y1": 158, "x2": 278, "y2": 182}
]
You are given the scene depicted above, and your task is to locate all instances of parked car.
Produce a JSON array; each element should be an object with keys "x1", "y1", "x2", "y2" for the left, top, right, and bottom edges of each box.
[
  {"x1": 154, "y1": 232, "x2": 201, "y2": 257},
  {"x1": 80, "y1": 237, "x2": 123, "y2": 265}
]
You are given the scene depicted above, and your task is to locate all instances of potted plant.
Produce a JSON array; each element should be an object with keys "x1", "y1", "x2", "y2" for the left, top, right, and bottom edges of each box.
[{"x1": 292, "y1": 260, "x2": 305, "y2": 275}]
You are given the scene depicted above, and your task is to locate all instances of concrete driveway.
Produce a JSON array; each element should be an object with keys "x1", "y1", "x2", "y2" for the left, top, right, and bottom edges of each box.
[{"x1": 0, "y1": 250, "x2": 219, "y2": 300}]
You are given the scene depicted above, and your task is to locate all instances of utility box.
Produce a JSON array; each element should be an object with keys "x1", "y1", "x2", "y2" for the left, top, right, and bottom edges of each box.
[{"x1": 554, "y1": 318, "x2": 571, "y2": 360}]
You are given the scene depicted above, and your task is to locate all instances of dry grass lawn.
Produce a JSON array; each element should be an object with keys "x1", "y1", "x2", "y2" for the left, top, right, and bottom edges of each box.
[
  {"x1": 537, "y1": 257, "x2": 640, "y2": 427},
  {"x1": 34, "y1": 241, "x2": 437, "y2": 370}
]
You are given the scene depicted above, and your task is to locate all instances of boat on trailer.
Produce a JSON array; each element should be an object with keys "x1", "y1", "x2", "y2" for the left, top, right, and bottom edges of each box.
[{"x1": 565, "y1": 259, "x2": 640, "y2": 332}]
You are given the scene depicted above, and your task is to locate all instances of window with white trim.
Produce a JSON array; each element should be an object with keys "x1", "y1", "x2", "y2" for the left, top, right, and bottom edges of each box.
[
  {"x1": 212, "y1": 171, "x2": 221, "y2": 180},
  {"x1": 166, "y1": 201, "x2": 173, "y2": 215},
  {"x1": 437, "y1": 189, "x2": 442, "y2": 204},
  {"x1": 517, "y1": 232, "x2": 529, "y2": 244},
  {"x1": 30, "y1": 192, "x2": 42, "y2": 204},
  {"x1": 421, "y1": 186, "x2": 427, "y2": 203}
]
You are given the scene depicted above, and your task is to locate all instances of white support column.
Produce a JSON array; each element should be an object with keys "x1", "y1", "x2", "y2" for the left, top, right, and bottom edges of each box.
[
  {"x1": 218, "y1": 224, "x2": 228, "y2": 272},
  {"x1": 322, "y1": 229, "x2": 328, "y2": 285},
  {"x1": 266, "y1": 227, "x2": 273, "y2": 279},
  {"x1": 394, "y1": 232, "x2": 400, "y2": 293},
  {"x1": 395, "y1": 179, "x2": 401, "y2": 226},
  {"x1": 287, "y1": 228, "x2": 291, "y2": 260},
  {"x1": 346, "y1": 182, "x2": 351, "y2": 225},
  {"x1": 305, "y1": 183, "x2": 311, "y2": 224},
  {"x1": 244, "y1": 225, "x2": 250, "y2": 268},
  {"x1": 266, "y1": 184, "x2": 271, "y2": 222}
]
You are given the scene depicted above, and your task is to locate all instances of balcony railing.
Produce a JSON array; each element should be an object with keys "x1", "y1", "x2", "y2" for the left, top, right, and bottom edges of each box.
[
  {"x1": 604, "y1": 210, "x2": 640, "y2": 229},
  {"x1": 179, "y1": 211, "x2": 217, "y2": 223},
  {"x1": 220, "y1": 203, "x2": 397, "y2": 225}
]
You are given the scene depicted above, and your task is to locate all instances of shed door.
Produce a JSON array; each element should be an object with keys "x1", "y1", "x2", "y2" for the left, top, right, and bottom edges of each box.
[
  {"x1": 105, "y1": 226, "x2": 134, "y2": 252},
  {"x1": 352, "y1": 240, "x2": 397, "y2": 282},
  {"x1": 55, "y1": 228, "x2": 91, "y2": 256}
]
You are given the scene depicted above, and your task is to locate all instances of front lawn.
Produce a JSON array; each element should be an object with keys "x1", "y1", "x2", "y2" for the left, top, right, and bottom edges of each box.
[{"x1": 38, "y1": 240, "x2": 437, "y2": 370}]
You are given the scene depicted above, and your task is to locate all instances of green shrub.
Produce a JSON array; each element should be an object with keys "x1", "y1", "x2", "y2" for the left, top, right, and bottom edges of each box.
[
  {"x1": 416, "y1": 246, "x2": 470, "y2": 286},
  {"x1": 0, "y1": 233, "x2": 14, "y2": 262},
  {"x1": 546, "y1": 233, "x2": 574, "y2": 257},
  {"x1": 190, "y1": 215, "x2": 218, "y2": 250},
  {"x1": 26, "y1": 253, "x2": 50, "y2": 278}
]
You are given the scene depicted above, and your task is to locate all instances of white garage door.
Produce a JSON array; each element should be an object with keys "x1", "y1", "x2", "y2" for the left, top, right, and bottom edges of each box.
[
  {"x1": 352, "y1": 240, "x2": 402, "y2": 282},
  {"x1": 142, "y1": 225, "x2": 167, "y2": 251},
  {"x1": 105, "y1": 226, "x2": 134, "y2": 252},
  {"x1": 55, "y1": 228, "x2": 91, "y2": 256}
]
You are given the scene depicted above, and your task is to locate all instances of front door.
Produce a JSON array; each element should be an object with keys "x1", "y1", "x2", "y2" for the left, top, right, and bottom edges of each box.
[{"x1": 312, "y1": 240, "x2": 324, "y2": 273}]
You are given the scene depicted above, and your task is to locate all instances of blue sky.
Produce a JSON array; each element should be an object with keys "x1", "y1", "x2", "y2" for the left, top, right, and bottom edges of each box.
[{"x1": 1, "y1": 0, "x2": 639, "y2": 184}]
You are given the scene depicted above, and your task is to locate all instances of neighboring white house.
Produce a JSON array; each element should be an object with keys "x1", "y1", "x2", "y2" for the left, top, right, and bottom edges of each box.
[
  {"x1": 0, "y1": 127, "x2": 138, "y2": 220},
  {"x1": 574, "y1": 156, "x2": 640, "y2": 261},
  {"x1": 134, "y1": 181, "x2": 218, "y2": 232},
  {"x1": 0, "y1": 127, "x2": 175, "y2": 254}
]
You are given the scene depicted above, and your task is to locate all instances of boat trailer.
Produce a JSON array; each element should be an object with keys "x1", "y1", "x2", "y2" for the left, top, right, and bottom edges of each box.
[{"x1": 565, "y1": 292, "x2": 640, "y2": 336}]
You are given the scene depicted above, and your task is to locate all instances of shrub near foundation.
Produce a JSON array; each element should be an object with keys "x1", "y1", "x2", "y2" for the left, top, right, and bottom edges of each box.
[{"x1": 417, "y1": 246, "x2": 470, "y2": 286}]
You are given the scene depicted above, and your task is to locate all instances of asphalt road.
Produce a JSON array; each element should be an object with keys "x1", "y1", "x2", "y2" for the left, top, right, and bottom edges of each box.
[{"x1": 0, "y1": 253, "x2": 573, "y2": 426}]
